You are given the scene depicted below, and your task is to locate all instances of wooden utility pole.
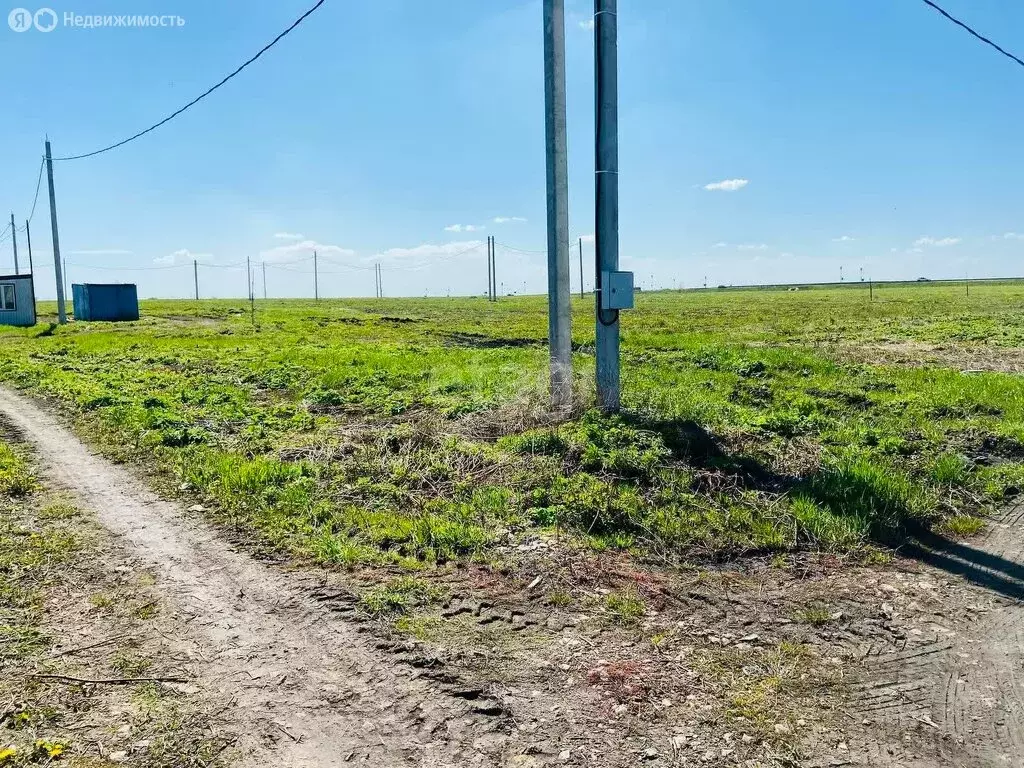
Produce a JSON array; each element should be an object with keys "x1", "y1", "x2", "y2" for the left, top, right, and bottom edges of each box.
[
  {"x1": 45, "y1": 140, "x2": 66, "y2": 323},
  {"x1": 24, "y1": 220, "x2": 33, "y2": 275}
]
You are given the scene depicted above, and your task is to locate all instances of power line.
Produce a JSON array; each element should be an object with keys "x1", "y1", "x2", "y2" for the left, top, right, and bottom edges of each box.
[
  {"x1": 25, "y1": 158, "x2": 45, "y2": 226},
  {"x1": 920, "y1": 0, "x2": 1024, "y2": 69},
  {"x1": 54, "y1": 0, "x2": 327, "y2": 161}
]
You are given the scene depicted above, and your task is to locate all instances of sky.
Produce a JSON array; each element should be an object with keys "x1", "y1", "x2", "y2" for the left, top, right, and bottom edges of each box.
[{"x1": 2, "y1": 0, "x2": 1024, "y2": 299}]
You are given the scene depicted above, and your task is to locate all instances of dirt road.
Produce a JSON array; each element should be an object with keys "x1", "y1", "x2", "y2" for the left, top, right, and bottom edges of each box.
[{"x1": 0, "y1": 387, "x2": 518, "y2": 767}]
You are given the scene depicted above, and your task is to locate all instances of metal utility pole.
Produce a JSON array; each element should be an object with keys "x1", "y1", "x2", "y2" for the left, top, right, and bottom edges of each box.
[
  {"x1": 578, "y1": 237, "x2": 584, "y2": 298},
  {"x1": 594, "y1": 0, "x2": 620, "y2": 411},
  {"x1": 486, "y1": 237, "x2": 492, "y2": 299},
  {"x1": 9, "y1": 214, "x2": 18, "y2": 274},
  {"x1": 544, "y1": 0, "x2": 572, "y2": 408},
  {"x1": 314, "y1": 250, "x2": 319, "y2": 301},
  {"x1": 45, "y1": 140, "x2": 66, "y2": 323},
  {"x1": 193, "y1": 259, "x2": 199, "y2": 300},
  {"x1": 246, "y1": 255, "x2": 252, "y2": 300},
  {"x1": 25, "y1": 220, "x2": 33, "y2": 275},
  {"x1": 490, "y1": 238, "x2": 497, "y2": 301},
  {"x1": 262, "y1": 262, "x2": 267, "y2": 299}
]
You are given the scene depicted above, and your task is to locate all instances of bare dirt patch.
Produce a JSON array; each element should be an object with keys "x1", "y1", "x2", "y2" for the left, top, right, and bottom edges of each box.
[{"x1": 831, "y1": 340, "x2": 1024, "y2": 374}]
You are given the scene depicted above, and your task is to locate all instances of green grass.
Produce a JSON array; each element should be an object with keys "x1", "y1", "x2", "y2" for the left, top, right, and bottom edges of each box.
[{"x1": 0, "y1": 283, "x2": 1022, "y2": 567}]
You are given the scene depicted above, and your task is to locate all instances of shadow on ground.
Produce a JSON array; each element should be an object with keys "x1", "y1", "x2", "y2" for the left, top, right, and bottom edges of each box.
[{"x1": 900, "y1": 530, "x2": 1024, "y2": 601}]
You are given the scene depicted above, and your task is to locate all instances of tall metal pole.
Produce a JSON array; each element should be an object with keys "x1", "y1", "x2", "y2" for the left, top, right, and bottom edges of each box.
[
  {"x1": 45, "y1": 140, "x2": 67, "y2": 324},
  {"x1": 25, "y1": 220, "x2": 33, "y2": 275},
  {"x1": 544, "y1": 0, "x2": 572, "y2": 408},
  {"x1": 314, "y1": 250, "x2": 319, "y2": 300},
  {"x1": 578, "y1": 237, "x2": 584, "y2": 297},
  {"x1": 594, "y1": 0, "x2": 620, "y2": 411},
  {"x1": 487, "y1": 237, "x2": 493, "y2": 300},
  {"x1": 10, "y1": 213, "x2": 18, "y2": 274},
  {"x1": 262, "y1": 262, "x2": 267, "y2": 299},
  {"x1": 193, "y1": 259, "x2": 199, "y2": 300},
  {"x1": 490, "y1": 238, "x2": 497, "y2": 301},
  {"x1": 246, "y1": 255, "x2": 252, "y2": 300}
]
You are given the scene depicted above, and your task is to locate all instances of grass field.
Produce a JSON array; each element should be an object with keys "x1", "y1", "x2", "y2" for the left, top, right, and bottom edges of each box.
[{"x1": 0, "y1": 282, "x2": 1021, "y2": 571}]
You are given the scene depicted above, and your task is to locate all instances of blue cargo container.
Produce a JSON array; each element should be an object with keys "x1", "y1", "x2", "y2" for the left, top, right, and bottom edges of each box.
[
  {"x1": 0, "y1": 274, "x2": 37, "y2": 327},
  {"x1": 72, "y1": 283, "x2": 140, "y2": 322}
]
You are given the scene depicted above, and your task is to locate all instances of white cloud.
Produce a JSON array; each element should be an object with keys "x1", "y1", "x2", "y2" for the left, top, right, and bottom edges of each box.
[
  {"x1": 371, "y1": 240, "x2": 486, "y2": 270},
  {"x1": 579, "y1": 18, "x2": 594, "y2": 30},
  {"x1": 704, "y1": 178, "x2": 749, "y2": 192},
  {"x1": 155, "y1": 248, "x2": 211, "y2": 266},
  {"x1": 492, "y1": 216, "x2": 527, "y2": 224},
  {"x1": 832, "y1": 235, "x2": 856, "y2": 242},
  {"x1": 69, "y1": 249, "x2": 134, "y2": 256},
  {"x1": 259, "y1": 239, "x2": 356, "y2": 264},
  {"x1": 913, "y1": 236, "x2": 961, "y2": 248},
  {"x1": 273, "y1": 232, "x2": 304, "y2": 241},
  {"x1": 1002, "y1": 232, "x2": 1024, "y2": 240},
  {"x1": 444, "y1": 224, "x2": 485, "y2": 233},
  {"x1": 579, "y1": 234, "x2": 595, "y2": 244},
  {"x1": 712, "y1": 242, "x2": 729, "y2": 249},
  {"x1": 737, "y1": 243, "x2": 769, "y2": 251}
]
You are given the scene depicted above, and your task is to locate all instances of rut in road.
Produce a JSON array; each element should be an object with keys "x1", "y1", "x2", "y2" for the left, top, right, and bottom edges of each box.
[
  {"x1": 848, "y1": 501, "x2": 1024, "y2": 767},
  {"x1": 0, "y1": 387, "x2": 519, "y2": 767}
]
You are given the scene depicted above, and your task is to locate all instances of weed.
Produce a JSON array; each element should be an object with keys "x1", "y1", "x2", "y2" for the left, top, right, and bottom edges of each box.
[
  {"x1": 358, "y1": 577, "x2": 445, "y2": 617},
  {"x1": 605, "y1": 591, "x2": 646, "y2": 626},
  {"x1": 794, "y1": 606, "x2": 834, "y2": 626},
  {"x1": 940, "y1": 515, "x2": 986, "y2": 537}
]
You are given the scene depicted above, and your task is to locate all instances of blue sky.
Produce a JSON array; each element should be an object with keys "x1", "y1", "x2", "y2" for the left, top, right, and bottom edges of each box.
[{"x1": 2, "y1": 0, "x2": 1024, "y2": 299}]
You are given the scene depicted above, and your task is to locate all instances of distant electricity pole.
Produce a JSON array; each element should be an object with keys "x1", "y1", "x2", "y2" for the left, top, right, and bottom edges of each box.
[
  {"x1": 44, "y1": 140, "x2": 66, "y2": 323},
  {"x1": 193, "y1": 259, "x2": 199, "y2": 300},
  {"x1": 543, "y1": 0, "x2": 573, "y2": 409},
  {"x1": 840, "y1": 266, "x2": 844, "y2": 283},
  {"x1": 594, "y1": 0, "x2": 624, "y2": 412},
  {"x1": 314, "y1": 250, "x2": 319, "y2": 300},
  {"x1": 486, "y1": 236, "x2": 493, "y2": 300},
  {"x1": 24, "y1": 220, "x2": 33, "y2": 275},
  {"x1": 262, "y1": 262, "x2": 267, "y2": 299},
  {"x1": 578, "y1": 237, "x2": 584, "y2": 297},
  {"x1": 9, "y1": 213, "x2": 18, "y2": 274}
]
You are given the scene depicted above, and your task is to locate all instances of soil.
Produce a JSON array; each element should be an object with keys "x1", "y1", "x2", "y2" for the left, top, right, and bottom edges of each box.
[{"x1": 2, "y1": 385, "x2": 1023, "y2": 767}]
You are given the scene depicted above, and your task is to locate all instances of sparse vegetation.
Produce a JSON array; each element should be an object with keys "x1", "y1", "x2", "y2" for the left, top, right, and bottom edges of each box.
[
  {"x1": 0, "y1": 284, "x2": 1020, "y2": 573},
  {"x1": 0, "y1": 439, "x2": 234, "y2": 767}
]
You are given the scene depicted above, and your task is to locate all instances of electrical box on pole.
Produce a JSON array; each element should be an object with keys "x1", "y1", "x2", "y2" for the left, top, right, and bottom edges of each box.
[{"x1": 601, "y1": 270, "x2": 634, "y2": 310}]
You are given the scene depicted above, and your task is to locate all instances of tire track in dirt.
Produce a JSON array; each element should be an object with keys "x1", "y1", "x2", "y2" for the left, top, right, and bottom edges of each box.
[
  {"x1": 848, "y1": 501, "x2": 1024, "y2": 767},
  {"x1": 0, "y1": 388, "x2": 521, "y2": 767}
]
